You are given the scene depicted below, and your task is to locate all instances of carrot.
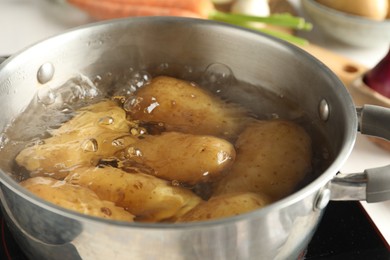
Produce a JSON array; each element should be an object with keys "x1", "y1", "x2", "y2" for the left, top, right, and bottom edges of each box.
[
  {"x1": 67, "y1": 0, "x2": 312, "y2": 45},
  {"x1": 68, "y1": 0, "x2": 203, "y2": 20},
  {"x1": 68, "y1": 0, "x2": 214, "y2": 19}
]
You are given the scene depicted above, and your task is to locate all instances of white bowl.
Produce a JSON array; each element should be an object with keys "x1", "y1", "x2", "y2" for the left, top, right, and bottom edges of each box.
[{"x1": 301, "y1": 0, "x2": 390, "y2": 47}]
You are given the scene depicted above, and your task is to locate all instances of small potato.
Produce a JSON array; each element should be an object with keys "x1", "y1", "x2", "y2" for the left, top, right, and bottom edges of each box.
[
  {"x1": 15, "y1": 130, "x2": 137, "y2": 179},
  {"x1": 15, "y1": 100, "x2": 141, "y2": 179},
  {"x1": 316, "y1": 0, "x2": 388, "y2": 20},
  {"x1": 65, "y1": 166, "x2": 203, "y2": 222},
  {"x1": 213, "y1": 120, "x2": 312, "y2": 201},
  {"x1": 51, "y1": 100, "x2": 131, "y2": 136},
  {"x1": 21, "y1": 177, "x2": 135, "y2": 222},
  {"x1": 119, "y1": 132, "x2": 236, "y2": 185},
  {"x1": 177, "y1": 192, "x2": 270, "y2": 222},
  {"x1": 126, "y1": 76, "x2": 250, "y2": 140}
]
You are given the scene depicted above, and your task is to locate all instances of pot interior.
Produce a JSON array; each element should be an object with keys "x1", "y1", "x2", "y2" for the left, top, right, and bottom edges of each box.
[{"x1": 0, "y1": 17, "x2": 356, "y2": 215}]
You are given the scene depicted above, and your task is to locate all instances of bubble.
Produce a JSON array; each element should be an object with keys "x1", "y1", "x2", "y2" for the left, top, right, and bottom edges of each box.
[
  {"x1": 75, "y1": 74, "x2": 101, "y2": 100},
  {"x1": 123, "y1": 96, "x2": 143, "y2": 112},
  {"x1": 157, "y1": 63, "x2": 169, "y2": 73},
  {"x1": 138, "y1": 128, "x2": 147, "y2": 135},
  {"x1": 127, "y1": 71, "x2": 152, "y2": 90},
  {"x1": 98, "y1": 116, "x2": 114, "y2": 126},
  {"x1": 81, "y1": 138, "x2": 98, "y2": 152},
  {"x1": 113, "y1": 69, "x2": 150, "y2": 96},
  {"x1": 144, "y1": 101, "x2": 160, "y2": 114},
  {"x1": 202, "y1": 63, "x2": 234, "y2": 93},
  {"x1": 112, "y1": 138, "x2": 125, "y2": 147},
  {"x1": 37, "y1": 87, "x2": 57, "y2": 106},
  {"x1": 60, "y1": 105, "x2": 74, "y2": 114},
  {"x1": 127, "y1": 147, "x2": 142, "y2": 158},
  {"x1": 0, "y1": 133, "x2": 9, "y2": 149},
  {"x1": 93, "y1": 75, "x2": 102, "y2": 86}
]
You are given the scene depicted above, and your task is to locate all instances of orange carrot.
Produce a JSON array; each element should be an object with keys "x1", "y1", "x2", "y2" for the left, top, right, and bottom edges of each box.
[
  {"x1": 68, "y1": 0, "x2": 214, "y2": 20},
  {"x1": 67, "y1": 0, "x2": 313, "y2": 45}
]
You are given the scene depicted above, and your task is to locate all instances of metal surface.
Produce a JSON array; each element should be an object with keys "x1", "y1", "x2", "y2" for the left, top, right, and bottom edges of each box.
[
  {"x1": 0, "y1": 17, "x2": 387, "y2": 259},
  {"x1": 37, "y1": 62, "x2": 55, "y2": 84},
  {"x1": 330, "y1": 172, "x2": 367, "y2": 201},
  {"x1": 358, "y1": 105, "x2": 390, "y2": 141}
]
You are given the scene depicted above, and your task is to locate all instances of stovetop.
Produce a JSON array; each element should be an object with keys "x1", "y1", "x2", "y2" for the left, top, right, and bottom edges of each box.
[{"x1": 0, "y1": 201, "x2": 388, "y2": 260}]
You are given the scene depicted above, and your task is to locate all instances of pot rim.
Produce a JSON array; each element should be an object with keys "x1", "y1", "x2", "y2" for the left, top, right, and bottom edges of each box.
[{"x1": 0, "y1": 17, "x2": 358, "y2": 229}]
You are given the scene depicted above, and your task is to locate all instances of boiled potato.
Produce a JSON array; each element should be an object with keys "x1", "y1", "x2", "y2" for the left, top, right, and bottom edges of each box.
[
  {"x1": 15, "y1": 129, "x2": 137, "y2": 179},
  {"x1": 213, "y1": 120, "x2": 312, "y2": 201},
  {"x1": 126, "y1": 76, "x2": 251, "y2": 141},
  {"x1": 118, "y1": 132, "x2": 236, "y2": 185},
  {"x1": 65, "y1": 166, "x2": 203, "y2": 222},
  {"x1": 15, "y1": 100, "x2": 141, "y2": 179},
  {"x1": 316, "y1": 0, "x2": 388, "y2": 20},
  {"x1": 51, "y1": 100, "x2": 131, "y2": 136},
  {"x1": 177, "y1": 192, "x2": 270, "y2": 222},
  {"x1": 21, "y1": 176, "x2": 135, "y2": 222}
]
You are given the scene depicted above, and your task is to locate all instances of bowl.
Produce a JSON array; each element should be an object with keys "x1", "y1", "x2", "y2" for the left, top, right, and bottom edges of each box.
[{"x1": 301, "y1": 0, "x2": 390, "y2": 47}]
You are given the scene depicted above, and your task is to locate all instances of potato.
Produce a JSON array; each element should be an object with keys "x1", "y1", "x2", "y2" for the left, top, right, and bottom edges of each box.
[
  {"x1": 316, "y1": 0, "x2": 388, "y2": 20},
  {"x1": 15, "y1": 100, "x2": 141, "y2": 179},
  {"x1": 15, "y1": 129, "x2": 137, "y2": 179},
  {"x1": 177, "y1": 192, "x2": 270, "y2": 222},
  {"x1": 65, "y1": 166, "x2": 203, "y2": 222},
  {"x1": 21, "y1": 176, "x2": 135, "y2": 222},
  {"x1": 126, "y1": 76, "x2": 250, "y2": 140},
  {"x1": 213, "y1": 120, "x2": 312, "y2": 201},
  {"x1": 51, "y1": 100, "x2": 131, "y2": 136},
  {"x1": 118, "y1": 132, "x2": 236, "y2": 185}
]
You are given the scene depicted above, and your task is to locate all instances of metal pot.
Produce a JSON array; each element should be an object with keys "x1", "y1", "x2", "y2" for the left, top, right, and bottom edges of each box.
[{"x1": 0, "y1": 17, "x2": 389, "y2": 260}]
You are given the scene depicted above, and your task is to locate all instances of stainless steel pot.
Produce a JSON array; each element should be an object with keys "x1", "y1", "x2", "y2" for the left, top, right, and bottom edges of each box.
[{"x1": 0, "y1": 17, "x2": 389, "y2": 260}]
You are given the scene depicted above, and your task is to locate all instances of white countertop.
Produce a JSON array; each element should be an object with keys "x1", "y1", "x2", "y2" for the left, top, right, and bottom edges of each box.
[{"x1": 1, "y1": 0, "x2": 389, "y2": 247}]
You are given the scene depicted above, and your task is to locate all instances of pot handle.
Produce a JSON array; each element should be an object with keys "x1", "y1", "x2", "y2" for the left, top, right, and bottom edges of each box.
[
  {"x1": 329, "y1": 105, "x2": 390, "y2": 203},
  {"x1": 330, "y1": 165, "x2": 390, "y2": 203},
  {"x1": 357, "y1": 105, "x2": 390, "y2": 141}
]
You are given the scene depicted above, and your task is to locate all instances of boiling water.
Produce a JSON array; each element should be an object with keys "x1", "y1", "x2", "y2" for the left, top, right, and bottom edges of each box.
[{"x1": 0, "y1": 62, "x2": 332, "y2": 193}]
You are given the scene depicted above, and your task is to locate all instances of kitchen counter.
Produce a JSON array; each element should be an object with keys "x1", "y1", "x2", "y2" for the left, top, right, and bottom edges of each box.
[{"x1": 0, "y1": 0, "x2": 389, "y2": 258}]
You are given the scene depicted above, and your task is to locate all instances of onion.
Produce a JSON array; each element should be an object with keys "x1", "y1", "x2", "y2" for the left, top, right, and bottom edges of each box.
[
  {"x1": 231, "y1": 0, "x2": 270, "y2": 17},
  {"x1": 363, "y1": 47, "x2": 390, "y2": 98}
]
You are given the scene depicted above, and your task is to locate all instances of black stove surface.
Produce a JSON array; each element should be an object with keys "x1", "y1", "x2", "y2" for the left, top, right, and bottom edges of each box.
[{"x1": 0, "y1": 201, "x2": 389, "y2": 260}]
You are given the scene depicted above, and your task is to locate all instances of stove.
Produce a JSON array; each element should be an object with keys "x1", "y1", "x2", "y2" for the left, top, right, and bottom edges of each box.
[{"x1": 0, "y1": 201, "x2": 388, "y2": 260}]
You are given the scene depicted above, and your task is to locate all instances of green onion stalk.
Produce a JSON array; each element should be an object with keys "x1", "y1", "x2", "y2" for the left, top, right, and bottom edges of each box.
[{"x1": 209, "y1": 11, "x2": 313, "y2": 45}]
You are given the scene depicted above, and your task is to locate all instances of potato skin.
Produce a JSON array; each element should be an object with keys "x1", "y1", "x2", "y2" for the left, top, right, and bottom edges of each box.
[
  {"x1": 51, "y1": 100, "x2": 131, "y2": 136},
  {"x1": 120, "y1": 132, "x2": 236, "y2": 185},
  {"x1": 15, "y1": 100, "x2": 138, "y2": 179},
  {"x1": 316, "y1": 0, "x2": 388, "y2": 20},
  {"x1": 15, "y1": 130, "x2": 137, "y2": 179},
  {"x1": 65, "y1": 166, "x2": 203, "y2": 222},
  {"x1": 213, "y1": 120, "x2": 312, "y2": 201},
  {"x1": 126, "y1": 76, "x2": 249, "y2": 140},
  {"x1": 177, "y1": 192, "x2": 270, "y2": 222},
  {"x1": 21, "y1": 177, "x2": 135, "y2": 222}
]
